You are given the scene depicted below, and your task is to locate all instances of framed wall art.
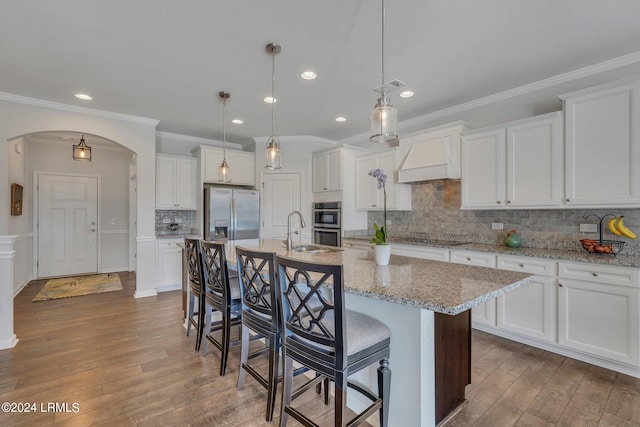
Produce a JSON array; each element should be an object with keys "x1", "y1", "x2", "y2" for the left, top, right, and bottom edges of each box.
[{"x1": 11, "y1": 183, "x2": 23, "y2": 216}]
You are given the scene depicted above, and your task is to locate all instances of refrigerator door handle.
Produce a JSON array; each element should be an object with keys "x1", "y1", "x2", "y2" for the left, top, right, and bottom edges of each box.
[{"x1": 231, "y1": 196, "x2": 236, "y2": 241}]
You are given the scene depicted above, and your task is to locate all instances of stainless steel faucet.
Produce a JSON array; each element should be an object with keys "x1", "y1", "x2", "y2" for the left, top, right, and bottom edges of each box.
[{"x1": 286, "y1": 210, "x2": 306, "y2": 250}]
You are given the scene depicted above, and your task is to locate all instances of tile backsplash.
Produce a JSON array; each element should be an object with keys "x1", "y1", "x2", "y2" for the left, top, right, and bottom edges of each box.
[
  {"x1": 356, "y1": 180, "x2": 640, "y2": 255},
  {"x1": 155, "y1": 210, "x2": 195, "y2": 235}
]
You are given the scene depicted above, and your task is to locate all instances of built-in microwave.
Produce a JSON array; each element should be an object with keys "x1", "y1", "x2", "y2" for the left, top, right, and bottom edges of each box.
[
  {"x1": 312, "y1": 201, "x2": 341, "y2": 229},
  {"x1": 312, "y1": 201, "x2": 341, "y2": 247}
]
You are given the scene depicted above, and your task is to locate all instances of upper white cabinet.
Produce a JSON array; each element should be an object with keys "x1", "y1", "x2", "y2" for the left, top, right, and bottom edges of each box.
[
  {"x1": 355, "y1": 149, "x2": 411, "y2": 211},
  {"x1": 560, "y1": 78, "x2": 640, "y2": 207},
  {"x1": 156, "y1": 154, "x2": 197, "y2": 210},
  {"x1": 461, "y1": 112, "x2": 563, "y2": 209},
  {"x1": 312, "y1": 148, "x2": 342, "y2": 192},
  {"x1": 201, "y1": 146, "x2": 255, "y2": 186}
]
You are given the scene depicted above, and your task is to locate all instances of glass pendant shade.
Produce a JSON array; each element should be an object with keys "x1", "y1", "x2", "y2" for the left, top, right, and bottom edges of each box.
[
  {"x1": 265, "y1": 135, "x2": 281, "y2": 169},
  {"x1": 218, "y1": 158, "x2": 230, "y2": 182},
  {"x1": 370, "y1": 94, "x2": 398, "y2": 144},
  {"x1": 73, "y1": 135, "x2": 92, "y2": 161}
]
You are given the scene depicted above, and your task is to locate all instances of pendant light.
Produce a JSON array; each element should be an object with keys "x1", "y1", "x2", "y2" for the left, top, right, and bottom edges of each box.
[
  {"x1": 265, "y1": 42, "x2": 282, "y2": 169},
  {"x1": 370, "y1": 0, "x2": 398, "y2": 144},
  {"x1": 73, "y1": 134, "x2": 92, "y2": 161},
  {"x1": 218, "y1": 91, "x2": 231, "y2": 182}
]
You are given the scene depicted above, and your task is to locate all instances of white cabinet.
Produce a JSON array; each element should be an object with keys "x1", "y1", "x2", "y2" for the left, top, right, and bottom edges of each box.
[
  {"x1": 355, "y1": 149, "x2": 411, "y2": 211},
  {"x1": 560, "y1": 78, "x2": 640, "y2": 207},
  {"x1": 496, "y1": 255, "x2": 557, "y2": 342},
  {"x1": 157, "y1": 239, "x2": 184, "y2": 291},
  {"x1": 558, "y1": 262, "x2": 640, "y2": 366},
  {"x1": 156, "y1": 154, "x2": 197, "y2": 210},
  {"x1": 391, "y1": 243, "x2": 450, "y2": 262},
  {"x1": 449, "y1": 250, "x2": 497, "y2": 327},
  {"x1": 312, "y1": 148, "x2": 342, "y2": 192},
  {"x1": 461, "y1": 112, "x2": 563, "y2": 209},
  {"x1": 202, "y1": 146, "x2": 255, "y2": 186}
]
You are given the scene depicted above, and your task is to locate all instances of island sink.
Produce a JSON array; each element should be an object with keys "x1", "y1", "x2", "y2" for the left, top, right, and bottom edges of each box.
[{"x1": 291, "y1": 244, "x2": 344, "y2": 254}]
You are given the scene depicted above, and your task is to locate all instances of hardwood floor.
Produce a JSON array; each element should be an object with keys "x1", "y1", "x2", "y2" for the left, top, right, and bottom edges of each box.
[{"x1": 1, "y1": 272, "x2": 639, "y2": 426}]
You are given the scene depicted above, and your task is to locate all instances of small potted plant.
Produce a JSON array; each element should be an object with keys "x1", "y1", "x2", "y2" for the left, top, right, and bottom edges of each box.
[{"x1": 369, "y1": 169, "x2": 391, "y2": 265}]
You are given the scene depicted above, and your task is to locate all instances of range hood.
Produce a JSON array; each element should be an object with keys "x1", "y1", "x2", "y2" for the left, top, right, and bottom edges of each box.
[{"x1": 397, "y1": 126, "x2": 465, "y2": 183}]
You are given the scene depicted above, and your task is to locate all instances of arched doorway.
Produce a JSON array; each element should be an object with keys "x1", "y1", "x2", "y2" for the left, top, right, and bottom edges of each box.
[{"x1": 0, "y1": 97, "x2": 159, "y2": 349}]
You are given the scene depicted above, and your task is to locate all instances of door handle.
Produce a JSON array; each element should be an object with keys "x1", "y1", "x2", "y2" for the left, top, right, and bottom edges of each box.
[{"x1": 88, "y1": 228, "x2": 96, "y2": 232}]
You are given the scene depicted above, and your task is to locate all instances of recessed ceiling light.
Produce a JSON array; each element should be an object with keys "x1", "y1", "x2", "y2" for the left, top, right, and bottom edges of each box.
[
  {"x1": 301, "y1": 71, "x2": 317, "y2": 80},
  {"x1": 264, "y1": 96, "x2": 277, "y2": 104},
  {"x1": 75, "y1": 93, "x2": 92, "y2": 100},
  {"x1": 335, "y1": 117, "x2": 346, "y2": 122},
  {"x1": 231, "y1": 119, "x2": 243, "y2": 124},
  {"x1": 399, "y1": 90, "x2": 414, "y2": 98}
]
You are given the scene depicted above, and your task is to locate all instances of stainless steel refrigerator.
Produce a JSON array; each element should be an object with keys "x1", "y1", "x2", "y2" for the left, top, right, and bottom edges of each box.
[{"x1": 203, "y1": 186, "x2": 260, "y2": 241}]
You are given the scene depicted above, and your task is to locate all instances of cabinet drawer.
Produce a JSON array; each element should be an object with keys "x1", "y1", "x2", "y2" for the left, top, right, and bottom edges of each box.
[
  {"x1": 558, "y1": 262, "x2": 639, "y2": 288},
  {"x1": 450, "y1": 251, "x2": 496, "y2": 268},
  {"x1": 392, "y1": 244, "x2": 450, "y2": 262},
  {"x1": 158, "y1": 240, "x2": 183, "y2": 250},
  {"x1": 497, "y1": 255, "x2": 556, "y2": 277}
]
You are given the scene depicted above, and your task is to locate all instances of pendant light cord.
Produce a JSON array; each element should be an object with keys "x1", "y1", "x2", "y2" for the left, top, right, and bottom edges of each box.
[
  {"x1": 271, "y1": 49, "x2": 276, "y2": 136},
  {"x1": 381, "y1": 0, "x2": 386, "y2": 90},
  {"x1": 222, "y1": 96, "x2": 227, "y2": 161}
]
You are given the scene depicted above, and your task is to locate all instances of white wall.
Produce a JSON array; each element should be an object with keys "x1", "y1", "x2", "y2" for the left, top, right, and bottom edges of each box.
[
  {"x1": 26, "y1": 137, "x2": 132, "y2": 273},
  {"x1": 0, "y1": 94, "x2": 158, "y2": 350}
]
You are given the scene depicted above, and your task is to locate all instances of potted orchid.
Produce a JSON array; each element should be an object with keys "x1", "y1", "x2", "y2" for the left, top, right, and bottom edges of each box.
[{"x1": 369, "y1": 168, "x2": 391, "y2": 265}]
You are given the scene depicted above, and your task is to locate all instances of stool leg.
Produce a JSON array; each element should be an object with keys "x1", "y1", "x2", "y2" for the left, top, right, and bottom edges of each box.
[
  {"x1": 378, "y1": 358, "x2": 391, "y2": 427},
  {"x1": 279, "y1": 355, "x2": 294, "y2": 427},
  {"x1": 265, "y1": 332, "x2": 280, "y2": 421},
  {"x1": 335, "y1": 372, "x2": 347, "y2": 427},
  {"x1": 200, "y1": 305, "x2": 211, "y2": 355},
  {"x1": 237, "y1": 323, "x2": 249, "y2": 389},
  {"x1": 219, "y1": 307, "x2": 232, "y2": 376},
  {"x1": 187, "y1": 292, "x2": 194, "y2": 336}
]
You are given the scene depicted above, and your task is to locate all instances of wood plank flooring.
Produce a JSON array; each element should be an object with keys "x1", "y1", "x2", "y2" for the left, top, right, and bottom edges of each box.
[{"x1": 1, "y1": 272, "x2": 639, "y2": 426}]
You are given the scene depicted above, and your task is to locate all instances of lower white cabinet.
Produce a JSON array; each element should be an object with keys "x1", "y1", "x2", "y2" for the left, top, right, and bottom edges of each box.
[
  {"x1": 449, "y1": 250, "x2": 497, "y2": 326},
  {"x1": 391, "y1": 243, "x2": 449, "y2": 262},
  {"x1": 496, "y1": 255, "x2": 557, "y2": 342},
  {"x1": 157, "y1": 239, "x2": 183, "y2": 291},
  {"x1": 558, "y1": 262, "x2": 640, "y2": 366}
]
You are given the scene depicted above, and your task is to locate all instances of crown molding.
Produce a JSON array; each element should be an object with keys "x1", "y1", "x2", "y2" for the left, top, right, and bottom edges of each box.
[
  {"x1": 252, "y1": 135, "x2": 338, "y2": 145},
  {"x1": 339, "y1": 50, "x2": 640, "y2": 146},
  {"x1": 156, "y1": 131, "x2": 244, "y2": 150},
  {"x1": 0, "y1": 92, "x2": 159, "y2": 126}
]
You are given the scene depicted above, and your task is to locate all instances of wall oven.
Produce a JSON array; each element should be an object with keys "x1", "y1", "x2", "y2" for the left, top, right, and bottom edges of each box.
[{"x1": 312, "y1": 201, "x2": 341, "y2": 247}]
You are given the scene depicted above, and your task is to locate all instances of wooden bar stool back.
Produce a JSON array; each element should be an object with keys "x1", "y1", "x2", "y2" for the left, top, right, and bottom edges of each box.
[
  {"x1": 200, "y1": 240, "x2": 243, "y2": 376},
  {"x1": 184, "y1": 238, "x2": 205, "y2": 351},
  {"x1": 275, "y1": 255, "x2": 392, "y2": 427}
]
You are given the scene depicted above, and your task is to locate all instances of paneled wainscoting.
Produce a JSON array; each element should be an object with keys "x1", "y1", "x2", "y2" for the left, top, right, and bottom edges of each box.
[{"x1": 1, "y1": 272, "x2": 639, "y2": 426}]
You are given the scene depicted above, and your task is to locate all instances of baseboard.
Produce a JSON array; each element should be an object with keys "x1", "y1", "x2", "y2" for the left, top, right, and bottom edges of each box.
[
  {"x1": 133, "y1": 289, "x2": 158, "y2": 299},
  {"x1": 0, "y1": 334, "x2": 19, "y2": 350},
  {"x1": 101, "y1": 267, "x2": 129, "y2": 274}
]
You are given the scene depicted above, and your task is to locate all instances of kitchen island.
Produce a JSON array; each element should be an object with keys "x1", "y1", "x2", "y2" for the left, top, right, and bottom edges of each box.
[{"x1": 216, "y1": 239, "x2": 535, "y2": 426}]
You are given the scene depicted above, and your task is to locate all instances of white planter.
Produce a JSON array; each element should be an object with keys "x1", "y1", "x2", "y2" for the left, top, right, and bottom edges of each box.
[{"x1": 374, "y1": 244, "x2": 391, "y2": 266}]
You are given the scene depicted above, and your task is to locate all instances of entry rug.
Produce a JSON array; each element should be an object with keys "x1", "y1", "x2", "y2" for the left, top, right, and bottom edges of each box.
[{"x1": 33, "y1": 273, "x2": 122, "y2": 302}]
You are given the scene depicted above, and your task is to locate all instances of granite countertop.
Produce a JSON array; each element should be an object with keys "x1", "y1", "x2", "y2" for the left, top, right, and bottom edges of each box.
[
  {"x1": 223, "y1": 239, "x2": 534, "y2": 316},
  {"x1": 156, "y1": 233, "x2": 200, "y2": 240},
  {"x1": 342, "y1": 237, "x2": 640, "y2": 268}
]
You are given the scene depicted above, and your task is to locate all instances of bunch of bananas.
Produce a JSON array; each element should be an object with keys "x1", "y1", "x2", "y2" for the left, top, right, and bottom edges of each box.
[{"x1": 607, "y1": 216, "x2": 638, "y2": 239}]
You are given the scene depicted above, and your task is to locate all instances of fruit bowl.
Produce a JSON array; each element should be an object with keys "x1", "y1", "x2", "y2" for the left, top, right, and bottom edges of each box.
[{"x1": 580, "y1": 239, "x2": 625, "y2": 255}]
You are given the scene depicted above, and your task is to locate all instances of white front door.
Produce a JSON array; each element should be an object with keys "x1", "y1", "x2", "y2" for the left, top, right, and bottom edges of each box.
[
  {"x1": 38, "y1": 174, "x2": 99, "y2": 278},
  {"x1": 261, "y1": 173, "x2": 301, "y2": 239}
]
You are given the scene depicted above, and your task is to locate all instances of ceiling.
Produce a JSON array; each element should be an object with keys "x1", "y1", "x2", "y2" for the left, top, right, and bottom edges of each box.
[{"x1": 2, "y1": 1, "x2": 640, "y2": 149}]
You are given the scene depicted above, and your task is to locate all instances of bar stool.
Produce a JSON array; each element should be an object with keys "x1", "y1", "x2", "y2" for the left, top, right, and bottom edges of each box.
[
  {"x1": 236, "y1": 247, "x2": 327, "y2": 422},
  {"x1": 275, "y1": 255, "x2": 392, "y2": 427},
  {"x1": 199, "y1": 240, "x2": 242, "y2": 376},
  {"x1": 184, "y1": 238, "x2": 205, "y2": 351}
]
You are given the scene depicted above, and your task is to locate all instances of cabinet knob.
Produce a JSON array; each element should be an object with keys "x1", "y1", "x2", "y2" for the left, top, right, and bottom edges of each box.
[
  {"x1": 559, "y1": 283, "x2": 563, "y2": 287},
  {"x1": 372, "y1": 204, "x2": 377, "y2": 207},
  {"x1": 592, "y1": 272, "x2": 598, "y2": 277},
  {"x1": 496, "y1": 201, "x2": 501, "y2": 204},
  {"x1": 466, "y1": 257, "x2": 471, "y2": 261},
  {"x1": 506, "y1": 200, "x2": 511, "y2": 204},
  {"x1": 519, "y1": 264, "x2": 524, "y2": 268},
  {"x1": 566, "y1": 198, "x2": 570, "y2": 202}
]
